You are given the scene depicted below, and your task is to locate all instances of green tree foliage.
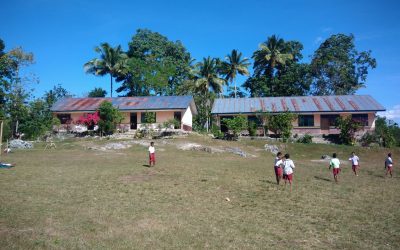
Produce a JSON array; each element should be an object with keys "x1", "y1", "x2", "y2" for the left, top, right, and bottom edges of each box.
[
  {"x1": 97, "y1": 101, "x2": 123, "y2": 135},
  {"x1": 19, "y1": 99, "x2": 52, "y2": 139},
  {"x1": 222, "y1": 115, "x2": 248, "y2": 140},
  {"x1": 88, "y1": 87, "x2": 107, "y2": 97},
  {"x1": 116, "y1": 29, "x2": 192, "y2": 96},
  {"x1": 336, "y1": 116, "x2": 362, "y2": 145},
  {"x1": 220, "y1": 49, "x2": 250, "y2": 98},
  {"x1": 266, "y1": 112, "x2": 297, "y2": 142},
  {"x1": 44, "y1": 84, "x2": 71, "y2": 107},
  {"x1": 310, "y1": 34, "x2": 377, "y2": 95},
  {"x1": 244, "y1": 35, "x2": 311, "y2": 97},
  {"x1": 84, "y1": 43, "x2": 128, "y2": 97},
  {"x1": 144, "y1": 112, "x2": 156, "y2": 124},
  {"x1": 374, "y1": 117, "x2": 397, "y2": 148}
]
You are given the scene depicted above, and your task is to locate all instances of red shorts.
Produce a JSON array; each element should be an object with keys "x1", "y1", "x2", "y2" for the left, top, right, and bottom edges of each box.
[
  {"x1": 387, "y1": 166, "x2": 393, "y2": 171},
  {"x1": 149, "y1": 153, "x2": 155, "y2": 163},
  {"x1": 283, "y1": 174, "x2": 293, "y2": 182},
  {"x1": 274, "y1": 166, "x2": 283, "y2": 177},
  {"x1": 352, "y1": 165, "x2": 359, "y2": 171},
  {"x1": 333, "y1": 168, "x2": 340, "y2": 175}
]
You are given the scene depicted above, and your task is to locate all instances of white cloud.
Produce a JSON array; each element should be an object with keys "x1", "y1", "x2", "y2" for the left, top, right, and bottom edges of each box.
[
  {"x1": 378, "y1": 105, "x2": 400, "y2": 121},
  {"x1": 322, "y1": 27, "x2": 332, "y2": 33},
  {"x1": 314, "y1": 36, "x2": 323, "y2": 44}
]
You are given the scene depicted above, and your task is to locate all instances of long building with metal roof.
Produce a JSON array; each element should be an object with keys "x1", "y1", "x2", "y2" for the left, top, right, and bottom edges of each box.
[
  {"x1": 211, "y1": 95, "x2": 385, "y2": 136},
  {"x1": 51, "y1": 96, "x2": 197, "y2": 131}
]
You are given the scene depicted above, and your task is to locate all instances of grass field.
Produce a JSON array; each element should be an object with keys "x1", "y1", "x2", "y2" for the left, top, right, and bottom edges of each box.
[{"x1": 0, "y1": 135, "x2": 399, "y2": 249}]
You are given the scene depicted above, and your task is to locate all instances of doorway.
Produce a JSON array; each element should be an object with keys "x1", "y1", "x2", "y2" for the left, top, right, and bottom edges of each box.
[
  {"x1": 174, "y1": 112, "x2": 182, "y2": 129},
  {"x1": 130, "y1": 113, "x2": 137, "y2": 129}
]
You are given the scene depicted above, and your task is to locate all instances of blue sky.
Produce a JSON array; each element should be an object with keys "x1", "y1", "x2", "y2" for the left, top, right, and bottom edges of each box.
[{"x1": 2, "y1": 0, "x2": 400, "y2": 122}]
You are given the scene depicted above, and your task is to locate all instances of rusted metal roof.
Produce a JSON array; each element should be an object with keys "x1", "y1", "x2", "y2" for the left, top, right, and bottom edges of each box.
[
  {"x1": 211, "y1": 95, "x2": 385, "y2": 114},
  {"x1": 51, "y1": 96, "x2": 197, "y2": 114}
]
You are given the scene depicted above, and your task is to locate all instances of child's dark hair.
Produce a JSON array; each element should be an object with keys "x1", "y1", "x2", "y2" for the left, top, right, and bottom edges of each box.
[
  {"x1": 388, "y1": 153, "x2": 392, "y2": 157},
  {"x1": 284, "y1": 153, "x2": 290, "y2": 159},
  {"x1": 150, "y1": 141, "x2": 154, "y2": 145},
  {"x1": 333, "y1": 153, "x2": 337, "y2": 158},
  {"x1": 352, "y1": 151, "x2": 355, "y2": 154},
  {"x1": 277, "y1": 152, "x2": 282, "y2": 157}
]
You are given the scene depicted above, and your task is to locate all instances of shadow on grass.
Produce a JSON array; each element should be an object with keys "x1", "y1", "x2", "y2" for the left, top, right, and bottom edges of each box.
[
  {"x1": 259, "y1": 179, "x2": 277, "y2": 185},
  {"x1": 314, "y1": 176, "x2": 332, "y2": 182},
  {"x1": 142, "y1": 164, "x2": 150, "y2": 168}
]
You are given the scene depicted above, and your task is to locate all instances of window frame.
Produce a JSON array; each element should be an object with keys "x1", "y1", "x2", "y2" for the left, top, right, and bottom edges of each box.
[
  {"x1": 298, "y1": 115, "x2": 315, "y2": 127},
  {"x1": 352, "y1": 113, "x2": 369, "y2": 126}
]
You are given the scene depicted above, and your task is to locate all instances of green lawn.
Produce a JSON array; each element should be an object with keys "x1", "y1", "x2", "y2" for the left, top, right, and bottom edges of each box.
[{"x1": 0, "y1": 135, "x2": 399, "y2": 249}]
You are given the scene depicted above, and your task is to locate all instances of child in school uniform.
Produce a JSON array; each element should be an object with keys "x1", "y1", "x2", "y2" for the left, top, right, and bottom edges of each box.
[
  {"x1": 329, "y1": 153, "x2": 341, "y2": 183},
  {"x1": 274, "y1": 152, "x2": 283, "y2": 185},
  {"x1": 385, "y1": 153, "x2": 393, "y2": 178},
  {"x1": 148, "y1": 142, "x2": 156, "y2": 167},
  {"x1": 282, "y1": 153, "x2": 295, "y2": 190},
  {"x1": 349, "y1": 152, "x2": 360, "y2": 176}
]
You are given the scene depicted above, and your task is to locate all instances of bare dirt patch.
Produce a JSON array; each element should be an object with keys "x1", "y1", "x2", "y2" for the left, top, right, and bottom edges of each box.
[{"x1": 119, "y1": 170, "x2": 158, "y2": 183}]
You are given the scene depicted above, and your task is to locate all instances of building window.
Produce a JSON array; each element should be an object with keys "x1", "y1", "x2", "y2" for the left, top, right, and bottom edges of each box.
[
  {"x1": 298, "y1": 115, "x2": 314, "y2": 127},
  {"x1": 352, "y1": 114, "x2": 368, "y2": 126},
  {"x1": 57, "y1": 114, "x2": 71, "y2": 124},
  {"x1": 247, "y1": 115, "x2": 261, "y2": 126},
  {"x1": 321, "y1": 114, "x2": 340, "y2": 126},
  {"x1": 141, "y1": 112, "x2": 156, "y2": 123}
]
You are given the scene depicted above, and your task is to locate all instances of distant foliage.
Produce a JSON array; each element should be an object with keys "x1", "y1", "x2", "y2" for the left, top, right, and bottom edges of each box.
[
  {"x1": 336, "y1": 116, "x2": 361, "y2": 145},
  {"x1": 144, "y1": 112, "x2": 156, "y2": 124},
  {"x1": 222, "y1": 115, "x2": 247, "y2": 140},
  {"x1": 88, "y1": 87, "x2": 107, "y2": 97},
  {"x1": 248, "y1": 121, "x2": 257, "y2": 137},
  {"x1": 98, "y1": 101, "x2": 123, "y2": 135},
  {"x1": 211, "y1": 124, "x2": 224, "y2": 139},
  {"x1": 266, "y1": 112, "x2": 297, "y2": 142},
  {"x1": 297, "y1": 134, "x2": 313, "y2": 144}
]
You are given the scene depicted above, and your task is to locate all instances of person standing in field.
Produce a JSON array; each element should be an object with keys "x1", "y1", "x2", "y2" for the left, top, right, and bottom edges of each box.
[
  {"x1": 148, "y1": 141, "x2": 156, "y2": 167},
  {"x1": 274, "y1": 152, "x2": 283, "y2": 185},
  {"x1": 282, "y1": 153, "x2": 295, "y2": 191},
  {"x1": 385, "y1": 153, "x2": 393, "y2": 178},
  {"x1": 329, "y1": 153, "x2": 341, "y2": 183},
  {"x1": 349, "y1": 152, "x2": 360, "y2": 176}
]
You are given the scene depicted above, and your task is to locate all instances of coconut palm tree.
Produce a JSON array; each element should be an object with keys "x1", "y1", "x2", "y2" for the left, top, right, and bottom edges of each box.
[
  {"x1": 253, "y1": 35, "x2": 293, "y2": 78},
  {"x1": 221, "y1": 49, "x2": 250, "y2": 98},
  {"x1": 84, "y1": 43, "x2": 127, "y2": 97},
  {"x1": 193, "y1": 56, "x2": 226, "y2": 95}
]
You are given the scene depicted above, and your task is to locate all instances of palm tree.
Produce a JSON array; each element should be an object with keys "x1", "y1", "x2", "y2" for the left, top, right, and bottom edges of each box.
[
  {"x1": 84, "y1": 43, "x2": 127, "y2": 97},
  {"x1": 193, "y1": 56, "x2": 226, "y2": 95},
  {"x1": 253, "y1": 35, "x2": 293, "y2": 78},
  {"x1": 221, "y1": 49, "x2": 250, "y2": 98}
]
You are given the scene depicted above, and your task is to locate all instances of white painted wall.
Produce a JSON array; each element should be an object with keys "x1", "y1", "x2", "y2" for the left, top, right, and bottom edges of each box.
[{"x1": 182, "y1": 106, "x2": 192, "y2": 128}]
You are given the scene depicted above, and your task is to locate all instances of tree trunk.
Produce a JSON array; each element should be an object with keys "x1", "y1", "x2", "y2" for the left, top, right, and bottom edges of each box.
[{"x1": 110, "y1": 74, "x2": 113, "y2": 97}]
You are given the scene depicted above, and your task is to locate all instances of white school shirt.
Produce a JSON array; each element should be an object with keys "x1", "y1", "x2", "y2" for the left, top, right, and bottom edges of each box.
[
  {"x1": 274, "y1": 157, "x2": 283, "y2": 167},
  {"x1": 282, "y1": 159, "x2": 295, "y2": 175},
  {"x1": 330, "y1": 158, "x2": 340, "y2": 168},
  {"x1": 148, "y1": 146, "x2": 155, "y2": 154},
  {"x1": 385, "y1": 157, "x2": 393, "y2": 167},
  {"x1": 349, "y1": 155, "x2": 359, "y2": 165}
]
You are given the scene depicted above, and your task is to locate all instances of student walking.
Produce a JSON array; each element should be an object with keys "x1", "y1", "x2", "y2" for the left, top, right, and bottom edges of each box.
[
  {"x1": 385, "y1": 153, "x2": 393, "y2": 178},
  {"x1": 282, "y1": 153, "x2": 295, "y2": 191},
  {"x1": 148, "y1": 142, "x2": 156, "y2": 167},
  {"x1": 329, "y1": 153, "x2": 341, "y2": 183},
  {"x1": 349, "y1": 152, "x2": 360, "y2": 176},
  {"x1": 274, "y1": 152, "x2": 283, "y2": 185}
]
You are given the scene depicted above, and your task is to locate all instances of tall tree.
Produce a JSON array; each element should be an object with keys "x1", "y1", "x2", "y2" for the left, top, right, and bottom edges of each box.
[
  {"x1": 88, "y1": 87, "x2": 107, "y2": 97},
  {"x1": 220, "y1": 49, "x2": 250, "y2": 98},
  {"x1": 84, "y1": 43, "x2": 127, "y2": 97},
  {"x1": 192, "y1": 57, "x2": 226, "y2": 130},
  {"x1": 44, "y1": 84, "x2": 71, "y2": 107},
  {"x1": 310, "y1": 33, "x2": 377, "y2": 95},
  {"x1": 253, "y1": 35, "x2": 294, "y2": 78},
  {"x1": 116, "y1": 29, "x2": 192, "y2": 96}
]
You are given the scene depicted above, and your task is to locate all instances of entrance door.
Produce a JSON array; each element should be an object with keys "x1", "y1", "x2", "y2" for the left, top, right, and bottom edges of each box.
[
  {"x1": 321, "y1": 118, "x2": 330, "y2": 130},
  {"x1": 174, "y1": 112, "x2": 182, "y2": 129},
  {"x1": 130, "y1": 113, "x2": 137, "y2": 129}
]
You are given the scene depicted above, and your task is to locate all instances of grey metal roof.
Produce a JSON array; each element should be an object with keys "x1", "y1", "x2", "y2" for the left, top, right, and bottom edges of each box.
[
  {"x1": 211, "y1": 95, "x2": 385, "y2": 114},
  {"x1": 51, "y1": 96, "x2": 197, "y2": 114}
]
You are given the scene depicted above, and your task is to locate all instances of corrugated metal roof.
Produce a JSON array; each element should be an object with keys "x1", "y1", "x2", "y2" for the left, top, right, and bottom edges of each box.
[
  {"x1": 211, "y1": 95, "x2": 385, "y2": 114},
  {"x1": 51, "y1": 96, "x2": 197, "y2": 114}
]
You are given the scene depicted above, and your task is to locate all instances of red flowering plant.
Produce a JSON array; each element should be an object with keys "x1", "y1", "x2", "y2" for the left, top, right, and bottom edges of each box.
[{"x1": 76, "y1": 111, "x2": 100, "y2": 130}]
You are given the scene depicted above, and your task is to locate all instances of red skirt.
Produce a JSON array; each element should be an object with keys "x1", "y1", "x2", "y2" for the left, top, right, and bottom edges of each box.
[{"x1": 149, "y1": 153, "x2": 156, "y2": 163}]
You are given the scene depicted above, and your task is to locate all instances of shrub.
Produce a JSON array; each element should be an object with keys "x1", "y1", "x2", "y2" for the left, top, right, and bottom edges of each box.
[
  {"x1": 211, "y1": 125, "x2": 224, "y2": 139},
  {"x1": 267, "y1": 111, "x2": 297, "y2": 142},
  {"x1": 98, "y1": 101, "x2": 123, "y2": 135},
  {"x1": 248, "y1": 121, "x2": 257, "y2": 137},
  {"x1": 297, "y1": 134, "x2": 313, "y2": 144},
  {"x1": 222, "y1": 115, "x2": 247, "y2": 140},
  {"x1": 336, "y1": 116, "x2": 361, "y2": 145}
]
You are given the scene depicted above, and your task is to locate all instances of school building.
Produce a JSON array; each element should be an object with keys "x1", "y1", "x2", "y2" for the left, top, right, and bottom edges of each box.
[
  {"x1": 51, "y1": 96, "x2": 197, "y2": 131},
  {"x1": 211, "y1": 95, "x2": 385, "y2": 136}
]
